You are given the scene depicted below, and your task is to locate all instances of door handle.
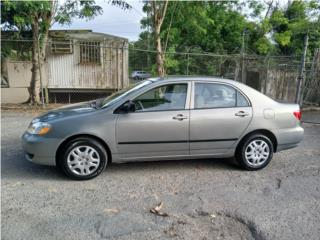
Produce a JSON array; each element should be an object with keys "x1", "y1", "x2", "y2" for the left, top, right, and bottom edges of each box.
[
  {"x1": 235, "y1": 111, "x2": 249, "y2": 117},
  {"x1": 172, "y1": 114, "x2": 188, "y2": 121}
]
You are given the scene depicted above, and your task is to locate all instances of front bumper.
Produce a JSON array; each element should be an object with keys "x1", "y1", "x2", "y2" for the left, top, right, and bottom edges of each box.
[{"x1": 21, "y1": 132, "x2": 61, "y2": 166}]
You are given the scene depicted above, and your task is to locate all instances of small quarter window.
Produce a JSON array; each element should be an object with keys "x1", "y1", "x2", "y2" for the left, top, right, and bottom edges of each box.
[{"x1": 237, "y1": 91, "x2": 249, "y2": 107}]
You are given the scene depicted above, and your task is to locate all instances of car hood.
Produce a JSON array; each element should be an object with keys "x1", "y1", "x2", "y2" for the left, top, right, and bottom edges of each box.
[{"x1": 33, "y1": 102, "x2": 97, "y2": 123}]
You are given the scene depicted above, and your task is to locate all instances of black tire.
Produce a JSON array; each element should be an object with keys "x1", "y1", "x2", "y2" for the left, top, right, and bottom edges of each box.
[
  {"x1": 236, "y1": 134, "x2": 274, "y2": 170},
  {"x1": 59, "y1": 137, "x2": 108, "y2": 180}
]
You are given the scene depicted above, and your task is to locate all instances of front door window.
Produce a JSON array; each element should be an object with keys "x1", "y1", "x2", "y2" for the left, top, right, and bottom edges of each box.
[{"x1": 133, "y1": 83, "x2": 188, "y2": 112}]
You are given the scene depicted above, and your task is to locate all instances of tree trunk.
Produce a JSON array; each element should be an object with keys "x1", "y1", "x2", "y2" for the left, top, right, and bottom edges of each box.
[
  {"x1": 151, "y1": 1, "x2": 168, "y2": 78},
  {"x1": 29, "y1": 10, "x2": 51, "y2": 105},
  {"x1": 155, "y1": 24, "x2": 165, "y2": 77},
  {"x1": 29, "y1": 20, "x2": 41, "y2": 105}
]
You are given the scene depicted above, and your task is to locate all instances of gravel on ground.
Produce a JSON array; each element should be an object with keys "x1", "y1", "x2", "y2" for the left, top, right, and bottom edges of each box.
[{"x1": 1, "y1": 110, "x2": 320, "y2": 240}]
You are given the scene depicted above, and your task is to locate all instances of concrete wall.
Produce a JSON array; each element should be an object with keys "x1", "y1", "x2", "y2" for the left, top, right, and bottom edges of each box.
[
  {"x1": 1, "y1": 60, "x2": 48, "y2": 104},
  {"x1": 1, "y1": 88, "x2": 29, "y2": 103}
]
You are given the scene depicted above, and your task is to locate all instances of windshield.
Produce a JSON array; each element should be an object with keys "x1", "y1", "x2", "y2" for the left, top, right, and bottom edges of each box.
[{"x1": 101, "y1": 80, "x2": 152, "y2": 108}]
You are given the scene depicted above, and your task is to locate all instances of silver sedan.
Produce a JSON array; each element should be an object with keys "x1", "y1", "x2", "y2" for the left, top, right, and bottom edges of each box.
[{"x1": 22, "y1": 77, "x2": 304, "y2": 180}]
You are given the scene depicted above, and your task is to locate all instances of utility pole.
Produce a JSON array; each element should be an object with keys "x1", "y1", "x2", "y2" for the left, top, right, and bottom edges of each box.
[{"x1": 295, "y1": 33, "x2": 309, "y2": 105}]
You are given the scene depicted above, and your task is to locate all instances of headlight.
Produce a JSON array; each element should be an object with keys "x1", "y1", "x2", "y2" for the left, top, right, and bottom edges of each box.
[{"x1": 27, "y1": 122, "x2": 52, "y2": 135}]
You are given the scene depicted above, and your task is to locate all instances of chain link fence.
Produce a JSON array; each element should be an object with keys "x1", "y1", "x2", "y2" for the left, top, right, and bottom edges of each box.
[{"x1": 1, "y1": 38, "x2": 320, "y2": 106}]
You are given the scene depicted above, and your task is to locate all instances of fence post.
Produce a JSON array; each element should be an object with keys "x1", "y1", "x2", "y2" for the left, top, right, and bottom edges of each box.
[
  {"x1": 295, "y1": 33, "x2": 309, "y2": 105},
  {"x1": 264, "y1": 57, "x2": 270, "y2": 94},
  {"x1": 241, "y1": 30, "x2": 246, "y2": 83},
  {"x1": 45, "y1": 87, "x2": 49, "y2": 104},
  {"x1": 186, "y1": 52, "x2": 190, "y2": 76},
  {"x1": 37, "y1": 36, "x2": 45, "y2": 108}
]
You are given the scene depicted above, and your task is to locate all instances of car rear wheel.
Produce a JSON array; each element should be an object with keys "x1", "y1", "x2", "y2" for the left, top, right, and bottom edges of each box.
[
  {"x1": 236, "y1": 134, "x2": 273, "y2": 170},
  {"x1": 60, "y1": 138, "x2": 108, "y2": 180}
]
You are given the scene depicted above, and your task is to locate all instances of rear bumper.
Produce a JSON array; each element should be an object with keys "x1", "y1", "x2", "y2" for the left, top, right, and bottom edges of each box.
[
  {"x1": 21, "y1": 132, "x2": 61, "y2": 166},
  {"x1": 277, "y1": 143, "x2": 300, "y2": 151},
  {"x1": 274, "y1": 126, "x2": 304, "y2": 152}
]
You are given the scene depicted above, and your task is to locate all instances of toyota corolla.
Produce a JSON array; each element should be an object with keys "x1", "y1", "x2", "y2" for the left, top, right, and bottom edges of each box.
[{"x1": 22, "y1": 77, "x2": 304, "y2": 180}]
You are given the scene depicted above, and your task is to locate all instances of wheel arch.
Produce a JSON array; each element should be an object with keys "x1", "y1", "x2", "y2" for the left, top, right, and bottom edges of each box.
[
  {"x1": 236, "y1": 129, "x2": 278, "y2": 153},
  {"x1": 55, "y1": 134, "x2": 112, "y2": 167}
]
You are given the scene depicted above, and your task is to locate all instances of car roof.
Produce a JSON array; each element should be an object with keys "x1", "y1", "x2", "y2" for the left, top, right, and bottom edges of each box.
[
  {"x1": 144, "y1": 76, "x2": 277, "y2": 107},
  {"x1": 148, "y1": 76, "x2": 241, "y2": 85}
]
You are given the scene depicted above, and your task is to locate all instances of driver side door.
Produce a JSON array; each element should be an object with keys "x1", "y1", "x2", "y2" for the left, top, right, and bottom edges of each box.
[{"x1": 115, "y1": 82, "x2": 190, "y2": 161}]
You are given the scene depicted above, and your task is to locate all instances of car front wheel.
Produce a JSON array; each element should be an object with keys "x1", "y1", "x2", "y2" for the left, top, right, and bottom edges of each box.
[
  {"x1": 236, "y1": 134, "x2": 274, "y2": 170},
  {"x1": 60, "y1": 138, "x2": 108, "y2": 180}
]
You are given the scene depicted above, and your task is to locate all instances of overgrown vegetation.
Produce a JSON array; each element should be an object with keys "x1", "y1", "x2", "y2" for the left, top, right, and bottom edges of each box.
[{"x1": 130, "y1": 0, "x2": 320, "y2": 76}]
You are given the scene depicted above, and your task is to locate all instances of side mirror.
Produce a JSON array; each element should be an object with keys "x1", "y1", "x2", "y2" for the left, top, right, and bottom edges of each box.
[{"x1": 121, "y1": 100, "x2": 136, "y2": 113}]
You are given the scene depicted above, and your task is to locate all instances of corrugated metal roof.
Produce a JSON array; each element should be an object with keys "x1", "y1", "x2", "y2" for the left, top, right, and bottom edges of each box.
[{"x1": 49, "y1": 30, "x2": 128, "y2": 42}]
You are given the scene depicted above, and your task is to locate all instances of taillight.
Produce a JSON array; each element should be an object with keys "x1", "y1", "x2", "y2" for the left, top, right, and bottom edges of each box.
[{"x1": 293, "y1": 111, "x2": 301, "y2": 121}]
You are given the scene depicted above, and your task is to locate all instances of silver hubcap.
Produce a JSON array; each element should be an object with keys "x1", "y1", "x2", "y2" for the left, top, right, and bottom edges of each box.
[
  {"x1": 245, "y1": 139, "x2": 270, "y2": 167},
  {"x1": 67, "y1": 146, "x2": 100, "y2": 176}
]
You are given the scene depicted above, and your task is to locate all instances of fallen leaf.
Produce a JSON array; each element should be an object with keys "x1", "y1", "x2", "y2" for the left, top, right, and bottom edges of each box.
[
  {"x1": 154, "y1": 202, "x2": 163, "y2": 211},
  {"x1": 150, "y1": 202, "x2": 169, "y2": 217}
]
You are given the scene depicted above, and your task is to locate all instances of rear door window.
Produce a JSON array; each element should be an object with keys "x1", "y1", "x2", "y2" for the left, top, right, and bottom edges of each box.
[{"x1": 194, "y1": 83, "x2": 249, "y2": 108}]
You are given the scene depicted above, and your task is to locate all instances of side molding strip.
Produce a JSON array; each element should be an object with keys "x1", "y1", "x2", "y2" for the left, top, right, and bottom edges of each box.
[{"x1": 118, "y1": 138, "x2": 238, "y2": 145}]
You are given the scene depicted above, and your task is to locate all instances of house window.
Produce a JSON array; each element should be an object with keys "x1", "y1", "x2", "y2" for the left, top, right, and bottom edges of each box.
[
  {"x1": 51, "y1": 39, "x2": 73, "y2": 54},
  {"x1": 79, "y1": 41, "x2": 101, "y2": 64}
]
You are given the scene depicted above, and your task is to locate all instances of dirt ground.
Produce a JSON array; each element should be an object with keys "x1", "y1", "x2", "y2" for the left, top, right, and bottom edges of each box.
[{"x1": 1, "y1": 110, "x2": 320, "y2": 240}]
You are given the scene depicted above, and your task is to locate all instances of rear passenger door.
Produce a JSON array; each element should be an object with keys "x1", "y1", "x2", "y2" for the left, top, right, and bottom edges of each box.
[{"x1": 190, "y1": 82, "x2": 252, "y2": 156}]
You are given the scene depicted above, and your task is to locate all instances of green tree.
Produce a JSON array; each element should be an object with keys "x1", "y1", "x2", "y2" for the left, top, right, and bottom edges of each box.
[
  {"x1": 269, "y1": 0, "x2": 320, "y2": 56},
  {"x1": 138, "y1": 1, "x2": 250, "y2": 75},
  {"x1": 1, "y1": 0, "x2": 131, "y2": 104},
  {"x1": 132, "y1": 0, "x2": 319, "y2": 76},
  {"x1": 148, "y1": 0, "x2": 169, "y2": 77}
]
